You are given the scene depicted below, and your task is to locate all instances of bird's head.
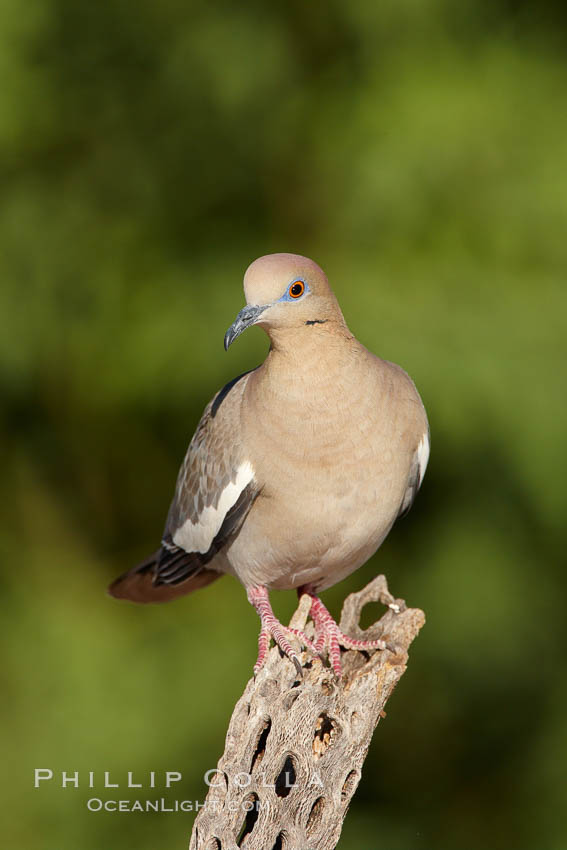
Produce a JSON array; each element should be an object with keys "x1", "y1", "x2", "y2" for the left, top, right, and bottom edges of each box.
[{"x1": 224, "y1": 253, "x2": 346, "y2": 350}]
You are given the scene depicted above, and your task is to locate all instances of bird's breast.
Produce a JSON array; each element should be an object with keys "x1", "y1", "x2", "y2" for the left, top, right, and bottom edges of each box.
[{"x1": 227, "y1": 356, "x2": 418, "y2": 590}]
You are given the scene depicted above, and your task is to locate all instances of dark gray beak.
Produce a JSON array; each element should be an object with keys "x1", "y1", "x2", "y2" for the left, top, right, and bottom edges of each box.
[{"x1": 224, "y1": 304, "x2": 269, "y2": 351}]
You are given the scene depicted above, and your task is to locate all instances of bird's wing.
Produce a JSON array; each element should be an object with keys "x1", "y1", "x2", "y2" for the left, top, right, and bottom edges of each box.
[
  {"x1": 398, "y1": 429, "x2": 430, "y2": 519},
  {"x1": 109, "y1": 370, "x2": 259, "y2": 603},
  {"x1": 155, "y1": 369, "x2": 259, "y2": 586}
]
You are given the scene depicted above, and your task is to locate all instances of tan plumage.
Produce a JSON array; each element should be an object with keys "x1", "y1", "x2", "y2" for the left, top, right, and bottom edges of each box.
[{"x1": 110, "y1": 253, "x2": 429, "y2": 675}]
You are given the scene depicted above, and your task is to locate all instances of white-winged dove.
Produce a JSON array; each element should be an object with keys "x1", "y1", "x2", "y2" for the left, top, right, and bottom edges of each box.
[{"x1": 110, "y1": 253, "x2": 429, "y2": 676}]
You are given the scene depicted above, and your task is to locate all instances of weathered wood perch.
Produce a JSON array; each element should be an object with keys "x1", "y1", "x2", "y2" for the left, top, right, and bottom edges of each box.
[{"x1": 189, "y1": 575, "x2": 425, "y2": 850}]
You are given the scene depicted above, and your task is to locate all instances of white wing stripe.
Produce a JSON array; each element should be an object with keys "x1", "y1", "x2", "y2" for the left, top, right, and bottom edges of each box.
[
  {"x1": 417, "y1": 432, "x2": 430, "y2": 485},
  {"x1": 172, "y1": 462, "x2": 255, "y2": 555}
]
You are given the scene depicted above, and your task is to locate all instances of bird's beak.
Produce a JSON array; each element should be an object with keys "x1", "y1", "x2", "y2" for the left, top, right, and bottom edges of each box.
[{"x1": 224, "y1": 304, "x2": 269, "y2": 351}]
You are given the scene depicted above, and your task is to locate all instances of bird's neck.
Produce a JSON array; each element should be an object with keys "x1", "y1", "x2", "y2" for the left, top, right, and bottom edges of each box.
[
  {"x1": 266, "y1": 318, "x2": 353, "y2": 362},
  {"x1": 257, "y1": 321, "x2": 361, "y2": 401}
]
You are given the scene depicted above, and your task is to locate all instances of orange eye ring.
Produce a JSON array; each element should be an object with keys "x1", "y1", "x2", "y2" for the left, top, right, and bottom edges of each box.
[{"x1": 289, "y1": 280, "x2": 305, "y2": 298}]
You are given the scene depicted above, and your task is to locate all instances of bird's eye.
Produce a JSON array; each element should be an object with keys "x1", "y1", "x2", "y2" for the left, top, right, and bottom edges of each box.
[{"x1": 289, "y1": 281, "x2": 305, "y2": 298}]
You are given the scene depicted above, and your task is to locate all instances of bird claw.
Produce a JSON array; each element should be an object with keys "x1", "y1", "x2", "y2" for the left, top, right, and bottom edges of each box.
[
  {"x1": 249, "y1": 585, "x2": 390, "y2": 679},
  {"x1": 291, "y1": 654, "x2": 303, "y2": 678},
  {"x1": 305, "y1": 594, "x2": 393, "y2": 676},
  {"x1": 249, "y1": 586, "x2": 312, "y2": 676}
]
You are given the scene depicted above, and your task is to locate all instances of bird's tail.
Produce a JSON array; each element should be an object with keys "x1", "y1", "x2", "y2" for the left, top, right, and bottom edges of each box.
[{"x1": 108, "y1": 551, "x2": 222, "y2": 604}]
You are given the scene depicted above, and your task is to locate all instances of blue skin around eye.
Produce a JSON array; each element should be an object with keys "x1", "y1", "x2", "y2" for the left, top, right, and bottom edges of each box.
[{"x1": 277, "y1": 280, "x2": 310, "y2": 302}]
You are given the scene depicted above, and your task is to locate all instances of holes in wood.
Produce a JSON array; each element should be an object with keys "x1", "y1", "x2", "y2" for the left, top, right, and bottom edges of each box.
[
  {"x1": 206, "y1": 840, "x2": 221, "y2": 850},
  {"x1": 271, "y1": 832, "x2": 284, "y2": 850},
  {"x1": 236, "y1": 794, "x2": 260, "y2": 847},
  {"x1": 341, "y1": 769, "x2": 359, "y2": 802},
  {"x1": 274, "y1": 755, "x2": 296, "y2": 798},
  {"x1": 250, "y1": 718, "x2": 272, "y2": 773},
  {"x1": 313, "y1": 712, "x2": 337, "y2": 759},
  {"x1": 358, "y1": 600, "x2": 384, "y2": 632},
  {"x1": 306, "y1": 796, "x2": 326, "y2": 836}
]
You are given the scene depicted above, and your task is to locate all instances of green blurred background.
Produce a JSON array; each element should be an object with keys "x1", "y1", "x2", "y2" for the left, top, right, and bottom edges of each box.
[{"x1": 2, "y1": 0, "x2": 566, "y2": 848}]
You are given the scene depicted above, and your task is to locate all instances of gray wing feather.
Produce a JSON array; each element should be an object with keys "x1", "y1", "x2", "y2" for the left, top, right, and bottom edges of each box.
[{"x1": 155, "y1": 371, "x2": 257, "y2": 586}]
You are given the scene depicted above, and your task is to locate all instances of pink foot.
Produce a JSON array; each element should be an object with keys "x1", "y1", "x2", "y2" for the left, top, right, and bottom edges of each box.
[
  {"x1": 301, "y1": 590, "x2": 388, "y2": 677},
  {"x1": 247, "y1": 586, "x2": 318, "y2": 677},
  {"x1": 247, "y1": 585, "x2": 389, "y2": 678}
]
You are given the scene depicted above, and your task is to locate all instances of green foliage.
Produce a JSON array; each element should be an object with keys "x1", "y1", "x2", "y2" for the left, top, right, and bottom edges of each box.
[{"x1": 1, "y1": 1, "x2": 566, "y2": 848}]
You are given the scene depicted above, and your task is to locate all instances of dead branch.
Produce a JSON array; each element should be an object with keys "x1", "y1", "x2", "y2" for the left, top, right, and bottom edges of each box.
[{"x1": 189, "y1": 575, "x2": 425, "y2": 850}]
